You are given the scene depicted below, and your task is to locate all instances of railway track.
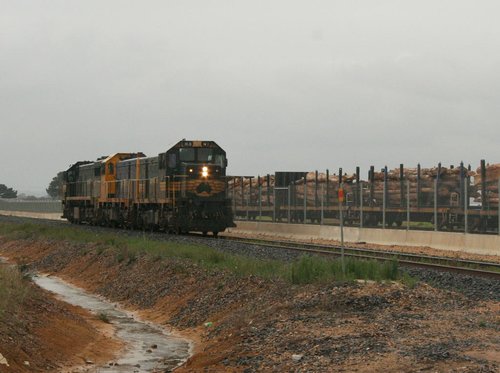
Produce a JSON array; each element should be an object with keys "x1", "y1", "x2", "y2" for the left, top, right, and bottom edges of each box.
[
  {"x1": 2, "y1": 214, "x2": 499, "y2": 279},
  {"x1": 219, "y1": 235, "x2": 500, "y2": 279}
]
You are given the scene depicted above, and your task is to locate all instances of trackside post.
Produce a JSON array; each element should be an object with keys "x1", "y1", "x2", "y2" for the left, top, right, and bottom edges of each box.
[
  {"x1": 338, "y1": 183, "x2": 345, "y2": 274},
  {"x1": 464, "y1": 178, "x2": 468, "y2": 234},
  {"x1": 383, "y1": 166, "x2": 387, "y2": 229},
  {"x1": 288, "y1": 186, "x2": 291, "y2": 223},
  {"x1": 320, "y1": 184, "x2": 324, "y2": 225},
  {"x1": 303, "y1": 177, "x2": 307, "y2": 223},
  {"x1": 406, "y1": 179, "x2": 410, "y2": 231},
  {"x1": 434, "y1": 178, "x2": 438, "y2": 232},
  {"x1": 360, "y1": 181, "x2": 364, "y2": 229}
]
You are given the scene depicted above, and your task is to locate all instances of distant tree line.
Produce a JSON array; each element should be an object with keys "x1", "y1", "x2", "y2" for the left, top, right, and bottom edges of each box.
[
  {"x1": 46, "y1": 171, "x2": 65, "y2": 199},
  {"x1": 1, "y1": 171, "x2": 65, "y2": 200},
  {"x1": 0, "y1": 184, "x2": 17, "y2": 199}
]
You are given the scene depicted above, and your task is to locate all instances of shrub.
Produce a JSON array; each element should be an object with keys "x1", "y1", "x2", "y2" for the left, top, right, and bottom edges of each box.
[{"x1": 0, "y1": 266, "x2": 30, "y2": 316}]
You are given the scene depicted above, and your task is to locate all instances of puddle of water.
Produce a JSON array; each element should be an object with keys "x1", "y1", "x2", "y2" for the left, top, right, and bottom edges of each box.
[{"x1": 33, "y1": 274, "x2": 192, "y2": 372}]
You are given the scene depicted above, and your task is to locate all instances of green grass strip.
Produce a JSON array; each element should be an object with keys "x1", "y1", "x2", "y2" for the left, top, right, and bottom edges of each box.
[{"x1": 0, "y1": 221, "x2": 412, "y2": 285}]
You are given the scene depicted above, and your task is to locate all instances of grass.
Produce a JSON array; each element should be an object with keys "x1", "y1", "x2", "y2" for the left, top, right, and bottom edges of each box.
[
  {"x1": 406, "y1": 221, "x2": 434, "y2": 229},
  {"x1": 399, "y1": 271, "x2": 418, "y2": 288},
  {"x1": 290, "y1": 255, "x2": 399, "y2": 284},
  {"x1": 0, "y1": 221, "x2": 416, "y2": 285},
  {"x1": 0, "y1": 265, "x2": 30, "y2": 316}
]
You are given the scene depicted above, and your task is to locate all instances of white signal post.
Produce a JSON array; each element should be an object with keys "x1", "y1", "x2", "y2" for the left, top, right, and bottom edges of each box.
[{"x1": 338, "y1": 184, "x2": 345, "y2": 274}]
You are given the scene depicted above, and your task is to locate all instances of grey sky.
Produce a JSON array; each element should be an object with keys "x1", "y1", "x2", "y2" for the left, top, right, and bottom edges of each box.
[{"x1": 1, "y1": 1, "x2": 499, "y2": 195}]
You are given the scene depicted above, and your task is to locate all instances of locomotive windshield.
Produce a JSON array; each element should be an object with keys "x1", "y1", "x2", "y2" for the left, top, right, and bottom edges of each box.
[
  {"x1": 177, "y1": 147, "x2": 226, "y2": 167},
  {"x1": 179, "y1": 148, "x2": 195, "y2": 162},
  {"x1": 197, "y1": 148, "x2": 212, "y2": 162},
  {"x1": 213, "y1": 154, "x2": 226, "y2": 167}
]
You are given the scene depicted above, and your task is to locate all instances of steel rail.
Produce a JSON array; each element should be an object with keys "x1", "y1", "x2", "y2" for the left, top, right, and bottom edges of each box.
[{"x1": 228, "y1": 237, "x2": 499, "y2": 268}]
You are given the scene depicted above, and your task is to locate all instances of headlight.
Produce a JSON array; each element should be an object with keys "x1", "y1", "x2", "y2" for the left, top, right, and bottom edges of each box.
[{"x1": 202, "y1": 166, "x2": 208, "y2": 177}]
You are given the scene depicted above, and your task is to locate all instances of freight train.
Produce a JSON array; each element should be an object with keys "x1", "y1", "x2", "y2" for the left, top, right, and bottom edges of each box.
[
  {"x1": 228, "y1": 161, "x2": 500, "y2": 233},
  {"x1": 62, "y1": 140, "x2": 235, "y2": 236}
]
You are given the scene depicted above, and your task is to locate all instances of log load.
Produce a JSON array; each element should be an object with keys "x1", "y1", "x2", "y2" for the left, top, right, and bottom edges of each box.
[
  {"x1": 228, "y1": 165, "x2": 487, "y2": 208},
  {"x1": 228, "y1": 176, "x2": 276, "y2": 206},
  {"x1": 369, "y1": 166, "x2": 477, "y2": 207},
  {"x1": 473, "y1": 163, "x2": 500, "y2": 207}
]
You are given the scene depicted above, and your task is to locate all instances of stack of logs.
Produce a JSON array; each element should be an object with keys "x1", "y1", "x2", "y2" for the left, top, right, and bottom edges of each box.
[
  {"x1": 474, "y1": 164, "x2": 500, "y2": 206},
  {"x1": 228, "y1": 176, "x2": 276, "y2": 206},
  {"x1": 228, "y1": 164, "x2": 500, "y2": 207},
  {"x1": 370, "y1": 166, "x2": 477, "y2": 207}
]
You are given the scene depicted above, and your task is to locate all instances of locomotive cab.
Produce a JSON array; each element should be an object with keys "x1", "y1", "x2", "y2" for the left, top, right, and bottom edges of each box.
[
  {"x1": 160, "y1": 140, "x2": 235, "y2": 235},
  {"x1": 162, "y1": 140, "x2": 227, "y2": 179}
]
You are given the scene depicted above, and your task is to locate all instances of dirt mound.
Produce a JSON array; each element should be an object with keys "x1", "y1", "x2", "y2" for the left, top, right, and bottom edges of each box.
[{"x1": 0, "y1": 267, "x2": 120, "y2": 372}]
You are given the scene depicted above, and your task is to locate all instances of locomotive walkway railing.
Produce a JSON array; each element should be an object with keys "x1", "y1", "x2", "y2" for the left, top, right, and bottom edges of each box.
[{"x1": 63, "y1": 176, "x2": 191, "y2": 204}]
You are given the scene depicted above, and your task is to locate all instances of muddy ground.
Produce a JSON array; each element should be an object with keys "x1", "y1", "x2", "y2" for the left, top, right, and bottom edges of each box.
[{"x1": 0, "y1": 236, "x2": 499, "y2": 372}]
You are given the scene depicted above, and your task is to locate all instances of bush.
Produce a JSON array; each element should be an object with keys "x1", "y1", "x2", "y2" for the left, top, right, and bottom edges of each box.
[{"x1": 0, "y1": 266, "x2": 30, "y2": 316}]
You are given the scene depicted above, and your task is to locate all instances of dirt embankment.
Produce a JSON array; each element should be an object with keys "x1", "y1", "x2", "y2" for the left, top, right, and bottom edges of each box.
[
  {"x1": 0, "y1": 265, "x2": 121, "y2": 372},
  {"x1": 1, "y1": 237, "x2": 499, "y2": 372}
]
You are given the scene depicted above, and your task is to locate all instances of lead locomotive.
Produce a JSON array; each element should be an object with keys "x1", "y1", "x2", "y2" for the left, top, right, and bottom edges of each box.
[{"x1": 62, "y1": 140, "x2": 235, "y2": 236}]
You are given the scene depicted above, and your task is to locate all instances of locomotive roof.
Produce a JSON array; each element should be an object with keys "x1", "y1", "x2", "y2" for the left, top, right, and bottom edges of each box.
[
  {"x1": 67, "y1": 142, "x2": 223, "y2": 172},
  {"x1": 118, "y1": 155, "x2": 158, "y2": 164},
  {"x1": 66, "y1": 160, "x2": 94, "y2": 171},
  {"x1": 170, "y1": 140, "x2": 222, "y2": 150},
  {"x1": 102, "y1": 152, "x2": 146, "y2": 163}
]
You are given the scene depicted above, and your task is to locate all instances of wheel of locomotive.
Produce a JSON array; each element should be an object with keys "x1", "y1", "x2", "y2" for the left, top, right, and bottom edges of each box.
[
  {"x1": 212, "y1": 231, "x2": 219, "y2": 238},
  {"x1": 202, "y1": 231, "x2": 208, "y2": 236}
]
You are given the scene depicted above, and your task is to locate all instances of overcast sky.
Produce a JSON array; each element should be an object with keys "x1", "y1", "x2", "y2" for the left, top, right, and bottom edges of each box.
[{"x1": 1, "y1": 1, "x2": 499, "y2": 195}]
